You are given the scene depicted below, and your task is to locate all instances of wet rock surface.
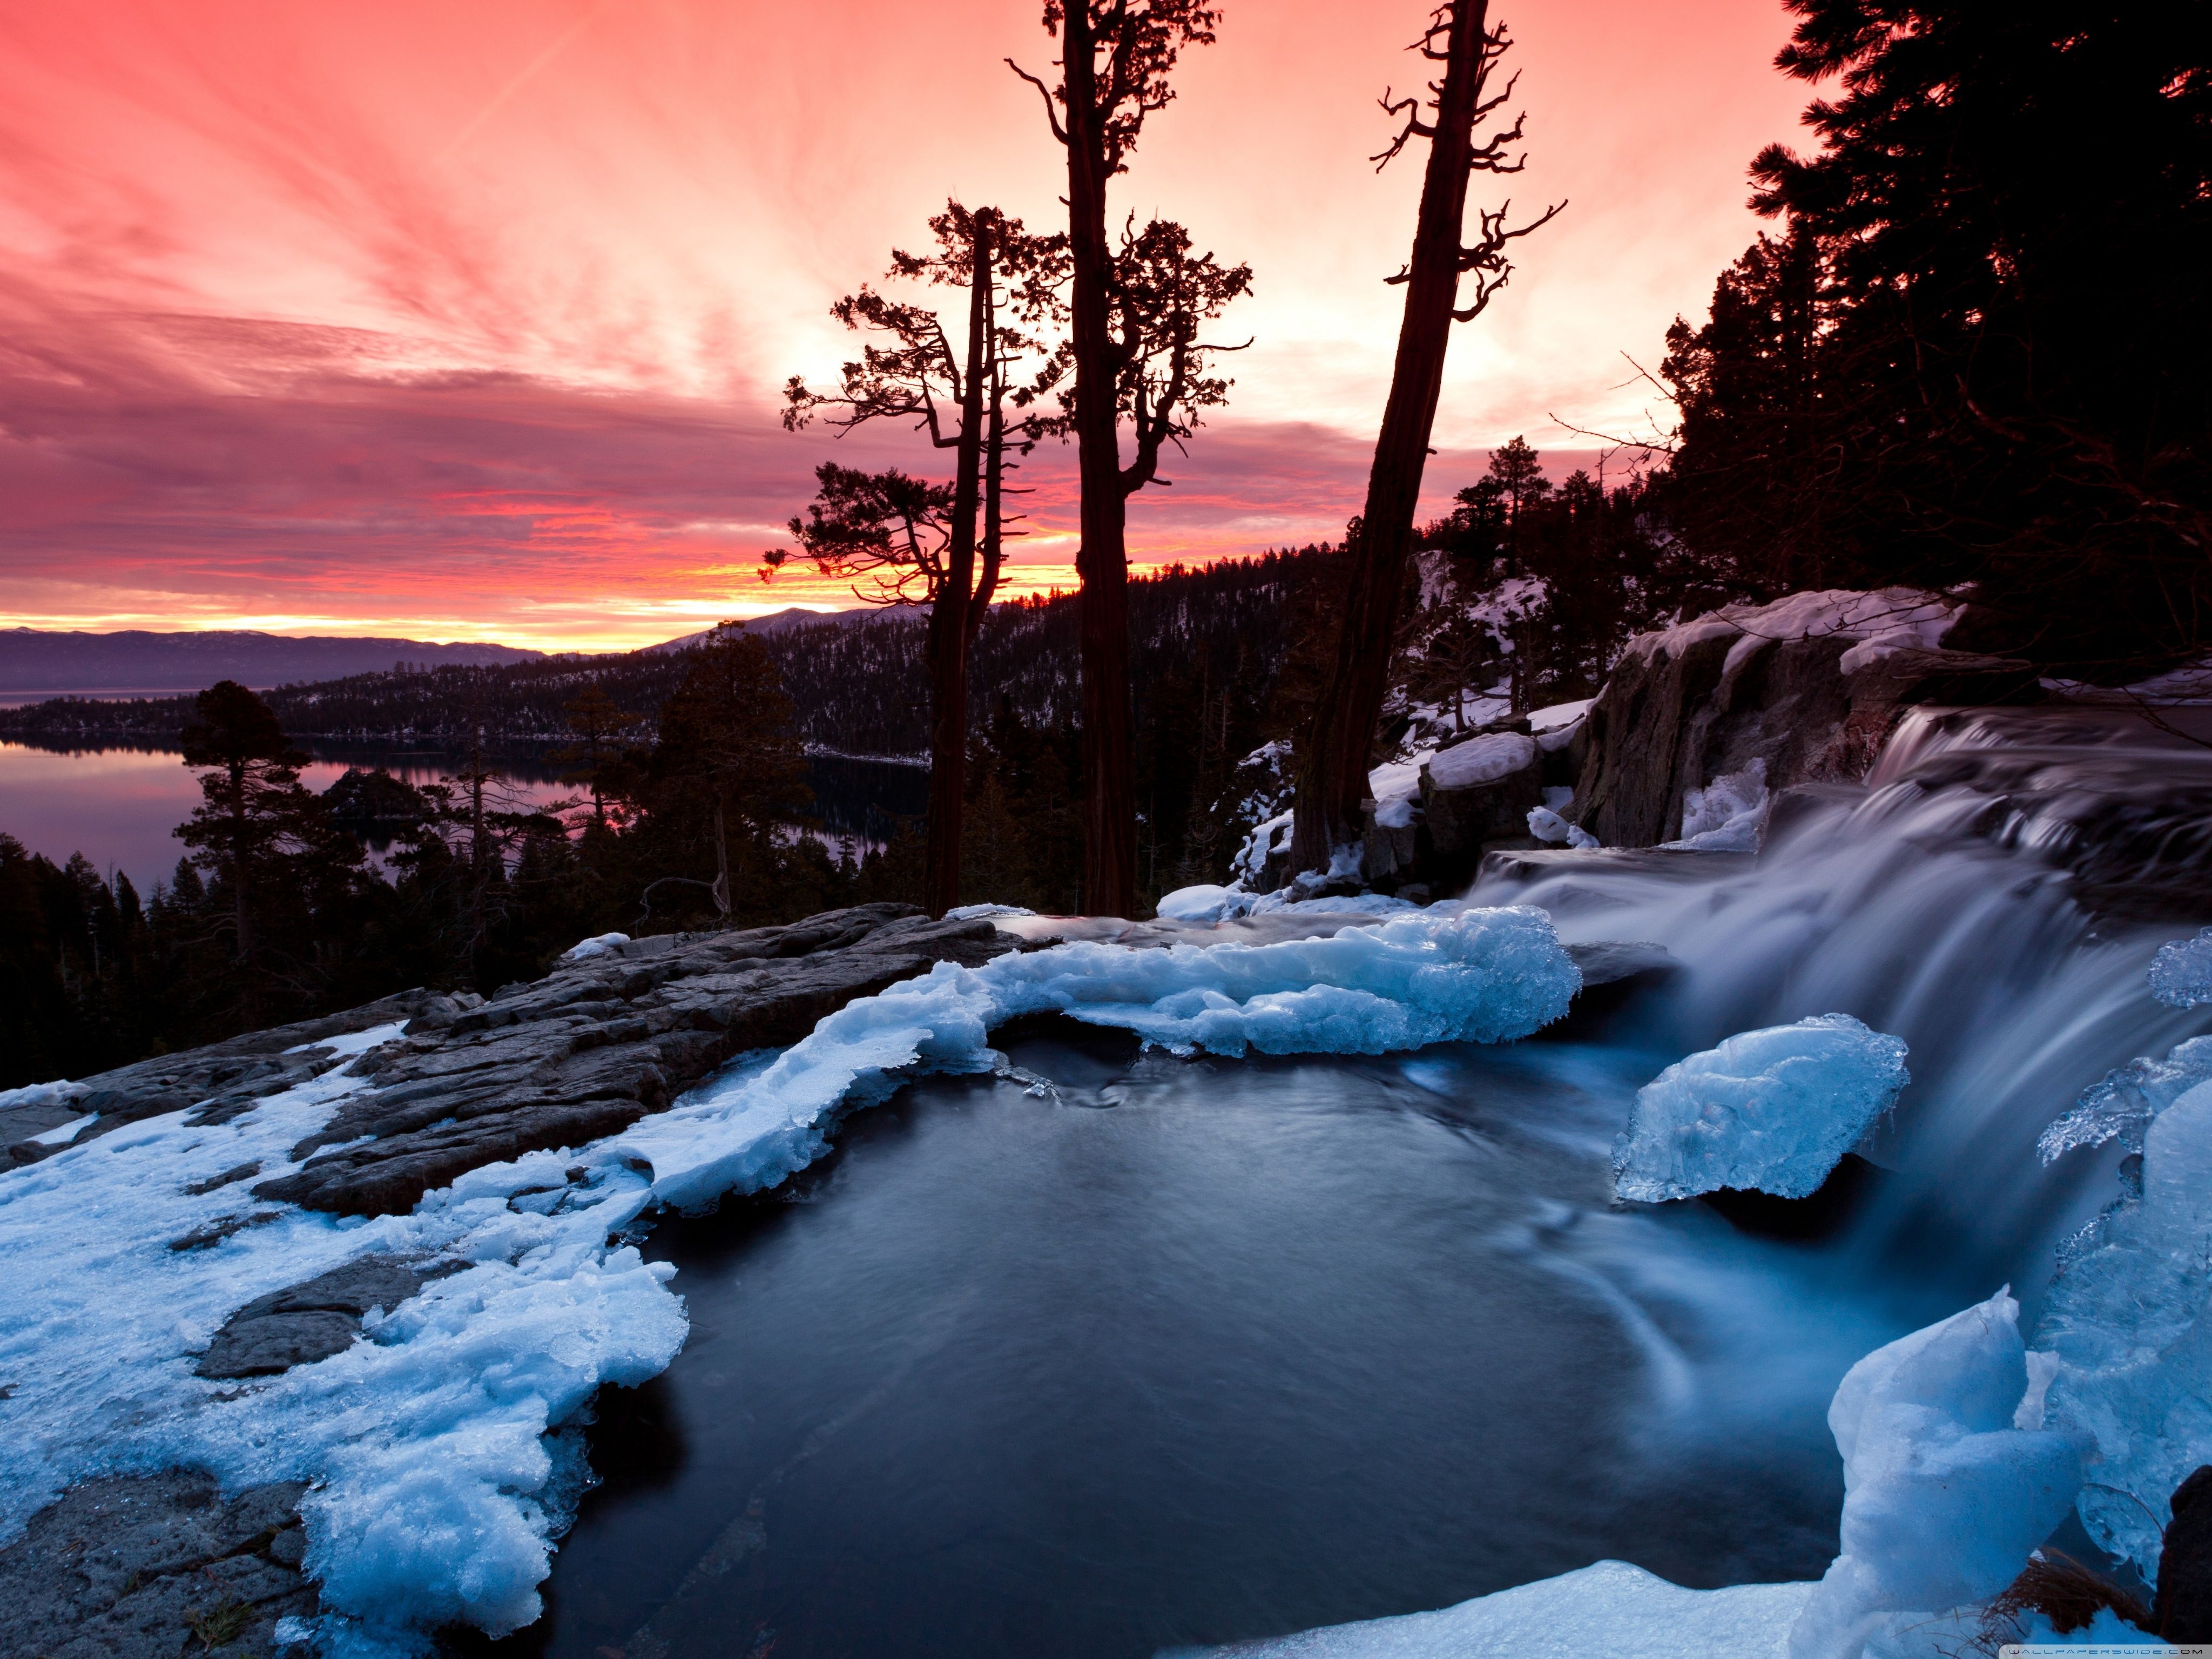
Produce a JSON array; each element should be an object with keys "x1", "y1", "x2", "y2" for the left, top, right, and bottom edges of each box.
[
  {"x1": 6, "y1": 903, "x2": 1009, "y2": 1210},
  {"x1": 0, "y1": 1471, "x2": 313, "y2": 1659}
]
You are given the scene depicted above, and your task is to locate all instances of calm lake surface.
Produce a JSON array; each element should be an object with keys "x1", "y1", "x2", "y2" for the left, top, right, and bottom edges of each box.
[{"x1": 0, "y1": 740, "x2": 926, "y2": 891}]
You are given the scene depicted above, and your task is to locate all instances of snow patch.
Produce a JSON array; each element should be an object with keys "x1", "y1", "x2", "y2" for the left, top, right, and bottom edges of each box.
[
  {"x1": 28, "y1": 1114, "x2": 96, "y2": 1146},
  {"x1": 1528, "y1": 806, "x2": 1600, "y2": 849},
  {"x1": 0, "y1": 1021, "x2": 686, "y2": 1649},
  {"x1": 1168, "y1": 1559, "x2": 1813, "y2": 1658},
  {"x1": 1427, "y1": 732, "x2": 1538, "y2": 791},
  {"x1": 621, "y1": 906, "x2": 1581, "y2": 1212},
  {"x1": 1786, "y1": 1288, "x2": 2085, "y2": 1659},
  {"x1": 559, "y1": 932, "x2": 629, "y2": 962},
  {"x1": 1612, "y1": 1014, "x2": 1909, "y2": 1203}
]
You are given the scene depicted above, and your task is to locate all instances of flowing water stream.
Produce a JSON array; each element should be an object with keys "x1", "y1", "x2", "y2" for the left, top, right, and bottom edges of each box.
[{"x1": 514, "y1": 705, "x2": 2212, "y2": 1659}]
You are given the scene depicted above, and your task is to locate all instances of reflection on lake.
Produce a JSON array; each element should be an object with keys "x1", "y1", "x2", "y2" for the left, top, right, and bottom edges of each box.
[{"x1": 0, "y1": 739, "x2": 927, "y2": 893}]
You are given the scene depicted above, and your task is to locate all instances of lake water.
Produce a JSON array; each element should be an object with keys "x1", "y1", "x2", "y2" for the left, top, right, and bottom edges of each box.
[{"x1": 0, "y1": 740, "x2": 927, "y2": 892}]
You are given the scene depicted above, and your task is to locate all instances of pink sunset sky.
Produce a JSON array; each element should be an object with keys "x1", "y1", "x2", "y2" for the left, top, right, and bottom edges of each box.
[{"x1": 0, "y1": 0, "x2": 1810, "y2": 652}]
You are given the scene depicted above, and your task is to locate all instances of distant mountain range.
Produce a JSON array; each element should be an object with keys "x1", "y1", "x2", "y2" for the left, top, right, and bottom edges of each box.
[
  {"x1": 0, "y1": 628, "x2": 547, "y2": 694},
  {"x1": 644, "y1": 606, "x2": 900, "y2": 654}
]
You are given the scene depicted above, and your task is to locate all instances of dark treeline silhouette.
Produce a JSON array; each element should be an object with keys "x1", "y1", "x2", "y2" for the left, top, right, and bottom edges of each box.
[
  {"x1": 1, "y1": 557, "x2": 1345, "y2": 1085},
  {"x1": 1651, "y1": 0, "x2": 2208, "y2": 678},
  {"x1": 0, "y1": 555, "x2": 1328, "y2": 757}
]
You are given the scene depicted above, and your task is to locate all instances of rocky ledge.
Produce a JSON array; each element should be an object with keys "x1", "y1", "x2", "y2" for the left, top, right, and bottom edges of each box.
[{"x1": 6, "y1": 904, "x2": 1014, "y2": 1216}]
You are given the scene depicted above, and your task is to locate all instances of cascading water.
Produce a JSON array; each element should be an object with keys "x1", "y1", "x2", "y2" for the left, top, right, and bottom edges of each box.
[{"x1": 1471, "y1": 703, "x2": 2212, "y2": 1304}]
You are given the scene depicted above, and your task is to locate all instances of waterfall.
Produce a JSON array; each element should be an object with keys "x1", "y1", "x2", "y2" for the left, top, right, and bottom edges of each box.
[{"x1": 1469, "y1": 703, "x2": 2212, "y2": 1303}]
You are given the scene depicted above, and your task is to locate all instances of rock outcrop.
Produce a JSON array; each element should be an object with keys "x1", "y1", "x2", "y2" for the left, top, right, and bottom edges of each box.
[
  {"x1": 0, "y1": 1472, "x2": 314, "y2": 1659},
  {"x1": 1570, "y1": 589, "x2": 2040, "y2": 848},
  {"x1": 194, "y1": 1255, "x2": 462, "y2": 1379},
  {"x1": 8, "y1": 905, "x2": 1014, "y2": 1212}
]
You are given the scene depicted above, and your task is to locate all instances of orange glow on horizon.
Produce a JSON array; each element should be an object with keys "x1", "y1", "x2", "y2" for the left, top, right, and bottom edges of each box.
[{"x1": 0, "y1": 0, "x2": 1809, "y2": 647}]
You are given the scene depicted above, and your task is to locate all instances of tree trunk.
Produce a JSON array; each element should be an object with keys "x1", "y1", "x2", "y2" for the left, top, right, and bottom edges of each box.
[
  {"x1": 1290, "y1": 0, "x2": 1491, "y2": 876},
  {"x1": 1062, "y1": 5, "x2": 1138, "y2": 918},
  {"x1": 228, "y1": 758, "x2": 252, "y2": 961},
  {"x1": 711, "y1": 796, "x2": 732, "y2": 925},
  {"x1": 923, "y1": 215, "x2": 993, "y2": 918}
]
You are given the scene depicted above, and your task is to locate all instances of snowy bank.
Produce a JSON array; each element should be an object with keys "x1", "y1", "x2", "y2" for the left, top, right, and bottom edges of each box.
[
  {"x1": 1174, "y1": 1560, "x2": 1813, "y2": 1658},
  {"x1": 3, "y1": 905, "x2": 1579, "y2": 1649}
]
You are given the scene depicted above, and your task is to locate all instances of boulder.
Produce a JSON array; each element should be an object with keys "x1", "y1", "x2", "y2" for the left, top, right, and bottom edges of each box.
[
  {"x1": 2156, "y1": 1464, "x2": 2212, "y2": 1642},
  {"x1": 1418, "y1": 731, "x2": 1545, "y2": 887},
  {"x1": 1571, "y1": 589, "x2": 2040, "y2": 849}
]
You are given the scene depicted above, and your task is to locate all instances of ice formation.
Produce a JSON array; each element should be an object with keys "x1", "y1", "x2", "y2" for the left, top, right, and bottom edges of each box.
[
  {"x1": 2036, "y1": 1035, "x2": 2212, "y2": 1163},
  {"x1": 1786, "y1": 1289, "x2": 2085, "y2": 1659},
  {"x1": 2149, "y1": 927, "x2": 2212, "y2": 1009},
  {"x1": 3, "y1": 906, "x2": 1577, "y2": 1648},
  {"x1": 559, "y1": 931, "x2": 630, "y2": 961},
  {"x1": 941, "y1": 903, "x2": 1038, "y2": 921},
  {"x1": 1612, "y1": 1014, "x2": 1910, "y2": 1202},
  {"x1": 624, "y1": 906, "x2": 1581, "y2": 1211},
  {"x1": 2039, "y1": 1075, "x2": 2212, "y2": 1577},
  {"x1": 1664, "y1": 758, "x2": 1770, "y2": 852},
  {"x1": 1169, "y1": 1559, "x2": 1815, "y2": 1658}
]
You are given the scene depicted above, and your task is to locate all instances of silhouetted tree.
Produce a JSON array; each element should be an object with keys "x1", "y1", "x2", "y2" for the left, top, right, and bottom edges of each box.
[
  {"x1": 781, "y1": 204, "x2": 1066, "y2": 916},
  {"x1": 177, "y1": 681, "x2": 356, "y2": 969},
  {"x1": 1010, "y1": 0, "x2": 1251, "y2": 916},
  {"x1": 646, "y1": 623, "x2": 808, "y2": 928},
  {"x1": 1663, "y1": 0, "x2": 2210, "y2": 675},
  {"x1": 1291, "y1": 1, "x2": 1561, "y2": 876}
]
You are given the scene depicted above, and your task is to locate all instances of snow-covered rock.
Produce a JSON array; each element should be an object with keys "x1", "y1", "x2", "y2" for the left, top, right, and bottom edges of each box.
[
  {"x1": 1429, "y1": 732, "x2": 1539, "y2": 790},
  {"x1": 1527, "y1": 805, "x2": 1600, "y2": 848},
  {"x1": 2040, "y1": 1075, "x2": 2212, "y2": 1578},
  {"x1": 1612, "y1": 1014, "x2": 1910, "y2": 1203},
  {"x1": 559, "y1": 932, "x2": 629, "y2": 962},
  {"x1": 943, "y1": 903, "x2": 1037, "y2": 921},
  {"x1": 625, "y1": 903, "x2": 1581, "y2": 1212},
  {"x1": 2150, "y1": 927, "x2": 2212, "y2": 1009},
  {"x1": 1574, "y1": 588, "x2": 2039, "y2": 850},
  {"x1": 1156, "y1": 884, "x2": 1246, "y2": 922},
  {"x1": 1420, "y1": 731, "x2": 1546, "y2": 879},
  {"x1": 1786, "y1": 1289, "x2": 2085, "y2": 1659}
]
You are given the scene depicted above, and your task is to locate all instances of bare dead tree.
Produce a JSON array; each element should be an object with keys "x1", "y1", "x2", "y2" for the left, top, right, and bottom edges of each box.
[
  {"x1": 1288, "y1": 1, "x2": 1562, "y2": 878},
  {"x1": 1009, "y1": 0, "x2": 1248, "y2": 918}
]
